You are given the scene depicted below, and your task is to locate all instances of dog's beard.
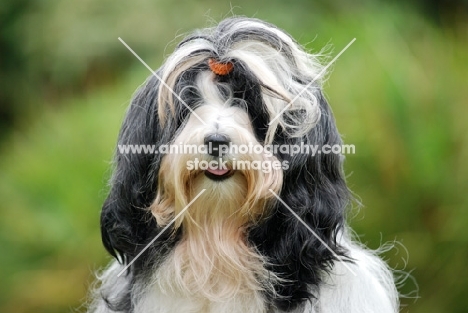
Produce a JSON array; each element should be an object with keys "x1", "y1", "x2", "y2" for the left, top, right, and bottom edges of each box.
[{"x1": 150, "y1": 104, "x2": 283, "y2": 303}]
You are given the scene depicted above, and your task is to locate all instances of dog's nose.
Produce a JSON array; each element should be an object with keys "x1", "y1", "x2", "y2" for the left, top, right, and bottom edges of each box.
[{"x1": 204, "y1": 134, "x2": 230, "y2": 157}]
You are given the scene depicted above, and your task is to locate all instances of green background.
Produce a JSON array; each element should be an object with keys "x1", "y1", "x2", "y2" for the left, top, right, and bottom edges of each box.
[{"x1": 0, "y1": 0, "x2": 466, "y2": 312}]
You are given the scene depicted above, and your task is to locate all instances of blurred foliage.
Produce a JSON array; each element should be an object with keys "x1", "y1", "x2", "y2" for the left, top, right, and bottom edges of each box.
[{"x1": 0, "y1": 0, "x2": 467, "y2": 312}]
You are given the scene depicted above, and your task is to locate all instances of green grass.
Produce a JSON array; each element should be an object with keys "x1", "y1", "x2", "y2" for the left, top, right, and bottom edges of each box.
[{"x1": 0, "y1": 1, "x2": 467, "y2": 312}]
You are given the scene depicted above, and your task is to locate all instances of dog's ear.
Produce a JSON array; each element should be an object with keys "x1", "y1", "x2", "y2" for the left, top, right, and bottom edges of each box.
[
  {"x1": 100, "y1": 74, "x2": 178, "y2": 265},
  {"x1": 250, "y1": 91, "x2": 350, "y2": 310}
]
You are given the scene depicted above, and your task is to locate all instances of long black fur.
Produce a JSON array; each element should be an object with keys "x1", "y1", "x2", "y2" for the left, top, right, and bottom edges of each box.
[{"x1": 100, "y1": 17, "x2": 351, "y2": 312}]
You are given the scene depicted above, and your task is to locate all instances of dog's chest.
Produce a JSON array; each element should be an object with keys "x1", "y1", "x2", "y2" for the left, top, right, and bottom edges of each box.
[{"x1": 133, "y1": 228, "x2": 274, "y2": 313}]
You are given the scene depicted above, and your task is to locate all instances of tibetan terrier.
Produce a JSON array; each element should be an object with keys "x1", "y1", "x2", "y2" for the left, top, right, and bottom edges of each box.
[{"x1": 89, "y1": 17, "x2": 398, "y2": 313}]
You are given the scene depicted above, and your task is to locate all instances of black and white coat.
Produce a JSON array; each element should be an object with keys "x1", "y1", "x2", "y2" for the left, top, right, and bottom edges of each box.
[{"x1": 88, "y1": 17, "x2": 399, "y2": 313}]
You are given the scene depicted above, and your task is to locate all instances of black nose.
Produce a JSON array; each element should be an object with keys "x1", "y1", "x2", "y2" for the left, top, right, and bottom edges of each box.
[{"x1": 204, "y1": 134, "x2": 230, "y2": 157}]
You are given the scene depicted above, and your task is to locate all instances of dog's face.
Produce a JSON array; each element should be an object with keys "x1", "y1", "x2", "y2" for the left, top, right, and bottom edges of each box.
[
  {"x1": 100, "y1": 17, "x2": 350, "y2": 311},
  {"x1": 153, "y1": 70, "x2": 283, "y2": 226}
]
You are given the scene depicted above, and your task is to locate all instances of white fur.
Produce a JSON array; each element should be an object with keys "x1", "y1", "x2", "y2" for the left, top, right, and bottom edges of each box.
[
  {"x1": 157, "y1": 22, "x2": 322, "y2": 144},
  {"x1": 89, "y1": 18, "x2": 399, "y2": 313},
  {"x1": 301, "y1": 236, "x2": 399, "y2": 313},
  {"x1": 91, "y1": 236, "x2": 399, "y2": 313}
]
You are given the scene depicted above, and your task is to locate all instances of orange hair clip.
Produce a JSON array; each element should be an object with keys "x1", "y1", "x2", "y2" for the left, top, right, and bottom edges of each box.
[{"x1": 208, "y1": 58, "x2": 234, "y2": 76}]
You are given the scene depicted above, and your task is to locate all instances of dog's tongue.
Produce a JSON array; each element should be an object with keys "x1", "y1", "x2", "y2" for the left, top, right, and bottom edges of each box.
[{"x1": 206, "y1": 167, "x2": 230, "y2": 176}]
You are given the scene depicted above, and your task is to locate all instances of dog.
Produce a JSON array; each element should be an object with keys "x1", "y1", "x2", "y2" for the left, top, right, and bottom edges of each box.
[{"x1": 89, "y1": 17, "x2": 399, "y2": 313}]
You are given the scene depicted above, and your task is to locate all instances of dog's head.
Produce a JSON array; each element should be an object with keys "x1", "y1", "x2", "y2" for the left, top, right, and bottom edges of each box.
[{"x1": 101, "y1": 17, "x2": 350, "y2": 310}]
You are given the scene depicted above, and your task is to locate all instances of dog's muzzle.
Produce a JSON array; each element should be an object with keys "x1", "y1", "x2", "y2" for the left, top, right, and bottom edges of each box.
[{"x1": 204, "y1": 133, "x2": 233, "y2": 180}]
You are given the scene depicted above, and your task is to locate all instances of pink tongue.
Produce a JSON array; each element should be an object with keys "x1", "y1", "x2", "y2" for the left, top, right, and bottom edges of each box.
[{"x1": 206, "y1": 167, "x2": 230, "y2": 176}]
